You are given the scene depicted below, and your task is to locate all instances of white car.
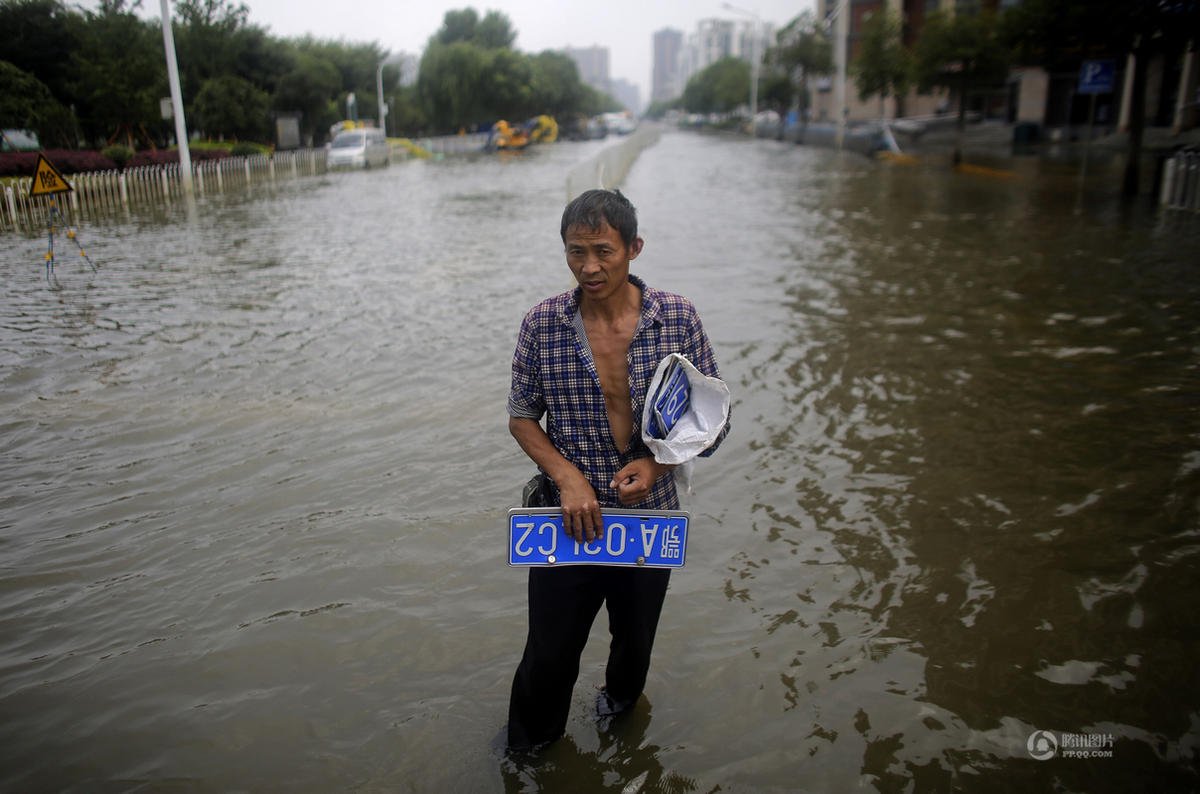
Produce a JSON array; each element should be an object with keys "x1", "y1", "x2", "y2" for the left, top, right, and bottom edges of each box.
[
  {"x1": 326, "y1": 128, "x2": 390, "y2": 169},
  {"x1": 602, "y1": 111, "x2": 638, "y2": 135}
]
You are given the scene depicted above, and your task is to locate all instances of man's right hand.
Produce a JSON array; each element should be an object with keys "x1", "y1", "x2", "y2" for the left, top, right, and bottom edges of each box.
[
  {"x1": 556, "y1": 472, "x2": 603, "y2": 543},
  {"x1": 507, "y1": 417, "x2": 604, "y2": 543}
]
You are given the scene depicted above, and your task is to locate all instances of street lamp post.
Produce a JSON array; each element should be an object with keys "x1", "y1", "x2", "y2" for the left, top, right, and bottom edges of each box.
[
  {"x1": 722, "y1": 2, "x2": 762, "y2": 133},
  {"x1": 377, "y1": 53, "x2": 405, "y2": 134},
  {"x1": 824, "y1": 0, "x2": 849, "y2": 149},
  {"x1": 159, "y1": 0, "x2": 193, "y2": 196}
]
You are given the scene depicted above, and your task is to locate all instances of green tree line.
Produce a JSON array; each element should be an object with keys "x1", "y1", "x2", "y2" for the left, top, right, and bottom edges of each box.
[{"x1": 0, "y1": 1, "x2": 620, "y2": 149}]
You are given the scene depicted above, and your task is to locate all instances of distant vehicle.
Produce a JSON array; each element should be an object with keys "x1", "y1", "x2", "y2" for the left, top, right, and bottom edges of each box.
[
  {"x1": 602, "y1": 111, "x2": 637, "y2": 135},
  {"x1": 559, "y1": 114, "x2": 597, "y2": 141},
  {"x1": 586, "y1": 116, "x2": 609, "y2": 140},
  {"x1": 326, "y1": 127, "x2": 390, "y2": 169},
  {"x1": 2, "y1": 129, "x2": 40, "y2": 151},
  {"x1": 525, "y1": 115, "x2": 558, "y2": 144},
  {"x1": 483, "y1": 116, "x2": 559, "y2": 152},
  {"x1": 484, "y1": 119, "x2": 530, "y2": 151}
]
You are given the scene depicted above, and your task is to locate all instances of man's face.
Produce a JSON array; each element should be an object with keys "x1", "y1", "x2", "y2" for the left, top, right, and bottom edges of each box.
[{"x1": 564, "y1": 221, "x2": 643, "y2": 303}]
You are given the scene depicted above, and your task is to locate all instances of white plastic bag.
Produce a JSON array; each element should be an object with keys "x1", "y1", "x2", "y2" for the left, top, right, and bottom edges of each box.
[{"x1": 641, "y1": 353, "x2": 730, "y2": 468}]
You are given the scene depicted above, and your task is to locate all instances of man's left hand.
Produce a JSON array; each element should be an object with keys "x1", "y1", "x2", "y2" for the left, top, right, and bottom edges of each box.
[{"x1": 610, "y1": 458, "x2": 674, "y2": 506}]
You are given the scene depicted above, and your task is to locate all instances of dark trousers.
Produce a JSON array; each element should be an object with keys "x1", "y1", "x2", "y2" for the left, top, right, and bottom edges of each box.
[{"x1": 506, "y1": 565, "x2": 671, "y2": 749}]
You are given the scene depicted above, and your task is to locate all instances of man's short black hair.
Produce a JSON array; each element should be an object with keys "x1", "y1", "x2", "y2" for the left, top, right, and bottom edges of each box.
[{"x1": 560, "y1": 189, "x2": 639, "y2": 249}]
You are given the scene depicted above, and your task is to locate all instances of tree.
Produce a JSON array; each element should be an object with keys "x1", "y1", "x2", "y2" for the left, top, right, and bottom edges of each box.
[
  {"x1": 913, "y1": 8, "x2": 1010, "y2": 165},
  {"x1": 171, "y1": 0, "x2": 291, "y2": 135},
  {"x1": 577, "y1": 84, "x2": 622, "y2": 117},
  {"x1": 290, "y1": 38, "x2": 388, "y2": 125},
  {"x1": 228, "y1": 26, "x2": 293, "y2": 96},
  {"x1": 643, "y1": 98, "x2": 679, "y2": 121},
  {"x1": 417, "y1": 41, "x2": 490, "y2": 131},
  {"x1": 482, "y1": 48, "x2": 534, "y2": 119},
  {"x1": 766, "y1": 13, "x2": 833, "y2": 129},
  {"x1": 758, "y1": 73, "x2": 795, "y2": 114},
  {"x1": 386, "y1": 84, "x2": 428, "y2": 136},
  {"x1": 416, "y1": 8, "x2": 604, "y2": 133},
  {"x1": 434, "y1": 8, "x2": 480, "y2": 46},
  {"x1": 70, "y1": 3, "x2": 164, "y2": 147},
  {"x1": 432, "y1": 7, "x2": 516, "y2": 49},
  {"x1": 0, "y1": 60, "x2": 77, "y2": 147},
  {"x1": 475, "y1": 10, "x2": 517, "y2": 49},
  {"x1": 0, "y1": 0, "x2": 81, "y2": 107},
  {"x1": 852, "y1": 8, "x2": 911, "y2": 120},
  {"x1": 681, "y1": 57, "x2": 753, "y2": 116},
  {"x1": 273, "y1": 50, "x2": 341, "y2": 142},
  {"x1": 172, "y1": 0, "x2": 252, "y2": 100},
  {"x1": 528, "y1": 51, "x2": 585, "y2": 117},
  {"x1": 194, "y1": 74, "x2": 270, "y2": 140}
]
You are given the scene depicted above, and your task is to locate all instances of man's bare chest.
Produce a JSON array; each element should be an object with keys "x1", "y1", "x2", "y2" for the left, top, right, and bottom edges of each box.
[{"x1": 583, "y1": 320, "x2": 636, "y2": 400}]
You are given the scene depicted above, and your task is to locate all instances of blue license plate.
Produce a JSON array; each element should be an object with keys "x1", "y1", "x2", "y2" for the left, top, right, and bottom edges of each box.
[{"x1": 508, "y1": 508, "x2": 689, "y2": 568}]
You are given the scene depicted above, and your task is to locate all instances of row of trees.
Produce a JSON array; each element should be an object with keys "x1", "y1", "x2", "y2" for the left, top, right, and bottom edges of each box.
[
  {"x1": 653, "y1": 0, "x2": 1198, "y2": 193},
  {"x1": 0, "y1": 1, "x2": 620, "y2": 150},
  {"x1": 415, "y1": 9, "x2": 619, "y2": 134}
]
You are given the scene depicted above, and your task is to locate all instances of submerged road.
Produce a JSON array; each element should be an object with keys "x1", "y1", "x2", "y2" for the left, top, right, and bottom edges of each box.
[{"x1": 2, "y1": 130, "x2": 1199, "y2": 791}]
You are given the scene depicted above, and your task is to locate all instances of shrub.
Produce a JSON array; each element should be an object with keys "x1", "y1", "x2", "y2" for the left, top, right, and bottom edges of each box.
[
  {"x1": 101, "y1": 144, "x2": 135, "y2": 169},
  {"x1": 189, "y1": 141, "x2": 234, "y2": 154},
  {"x1": 126, "y1": 148, "x2": 230, "y2": 168},
  {"x1": 0, "y1": 144, "x2": 244, "y2": 178},
  {"x1": 0, "y1": 149, "x2": 117, "y2": 177},
  {"x1": 192, "y1": 148, "x2": 229, "y2": 161},
  {"x1": 128, "y1": 149, "x2": 178, "y2": 167},
  {"x1": 229, "y1": 141, "x2": 268, "y2": 157}
]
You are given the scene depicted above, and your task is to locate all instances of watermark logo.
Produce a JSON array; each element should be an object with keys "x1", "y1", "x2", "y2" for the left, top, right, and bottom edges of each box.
[
  {"x1": 1027, "y1": 730, "x2": 1059, "y2": 761},
  {"x1": 1027, "y1": 730, "x2": 1115, "y2": 760}
]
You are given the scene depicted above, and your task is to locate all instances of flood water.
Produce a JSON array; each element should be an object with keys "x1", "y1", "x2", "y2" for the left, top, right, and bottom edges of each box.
[{"x1": 2, "y1": 130, "x2": 1199, "y2": 792}]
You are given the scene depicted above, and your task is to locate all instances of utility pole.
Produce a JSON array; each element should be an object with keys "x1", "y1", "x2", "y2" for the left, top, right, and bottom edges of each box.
[
  {"x1": 833, "y1": 0, "x2": 848, "y2": 149},
  {"x1": 159, "y1": 0, "x2": 193, "y2": 197},
  {"x1": 723, "y1": 3, "x2": 763, "y2": 134},
  {"x1": 377, "y1": 53, "x2": 407, "y2": 134}
]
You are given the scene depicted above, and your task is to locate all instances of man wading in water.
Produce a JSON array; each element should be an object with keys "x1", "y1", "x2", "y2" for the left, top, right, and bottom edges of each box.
[{"x1": 505, "y1": 189, "x2": 728, "y2": 751}]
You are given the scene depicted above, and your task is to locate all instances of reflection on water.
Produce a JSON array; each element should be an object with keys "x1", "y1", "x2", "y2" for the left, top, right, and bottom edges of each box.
[{"x1": 1, "y1": 131, "x2": 1198, "y2": 791}]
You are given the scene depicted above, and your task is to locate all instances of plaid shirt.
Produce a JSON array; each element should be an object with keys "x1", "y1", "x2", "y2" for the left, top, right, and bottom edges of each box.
[{"x1": 508, "y1": 274, "x2": 727, "y2": 510}]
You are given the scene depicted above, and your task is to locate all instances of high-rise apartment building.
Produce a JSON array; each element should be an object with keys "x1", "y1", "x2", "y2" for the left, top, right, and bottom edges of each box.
[
  {"x1": 610, "y1": 78, "x2": 641, "y2": 114},
  {"x1": 564, "y1": 46, "x2": 611, "y2": 97},
  {"x1": 672, "y1": 18, "x2": 773, "y2": 103},
  {"x1": 691, "y1": 19, "x2": 736, "y2": 73},
  {"x1": 651, "y1": 28, "x2": 683, "y2": 105}
]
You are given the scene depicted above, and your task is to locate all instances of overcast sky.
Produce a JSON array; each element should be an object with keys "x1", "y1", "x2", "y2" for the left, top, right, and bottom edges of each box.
[{"x1": 99, "y1": 1, "x2": 817, "y2": 105}]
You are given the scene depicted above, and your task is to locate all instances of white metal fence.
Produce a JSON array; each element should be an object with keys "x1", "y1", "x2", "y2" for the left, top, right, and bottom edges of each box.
[
  {"x1": 2, "y1": 148, "x2": 327, "y2": 232},
  {"x1": 1160, "y1": 150, "x2": 1200, "y2": 212}
]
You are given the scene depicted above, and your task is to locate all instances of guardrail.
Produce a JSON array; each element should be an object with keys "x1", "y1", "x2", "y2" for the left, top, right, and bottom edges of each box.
[
  {"x1": 565, "y1": 125, "x2": 664, "y2": 200},
  {"x1": 2, "y1": 148, "x2": 327, "y2": 232},
  {"x1": 1160, "y1": 150, "x2": 1200, "y2": 212}
]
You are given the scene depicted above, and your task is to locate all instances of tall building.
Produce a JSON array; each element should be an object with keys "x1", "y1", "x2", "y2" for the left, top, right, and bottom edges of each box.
[
  {"x1": 564, "y1": 46, "x2": 611, "y2": 96},
  {"x1": 674, "y1": 18, "x2": 774, "y2": 100},
  {"x1": 610, "y1": 78, "x2": 642, "y2": 114},
  {"x1": 691, "y1": 19, "x2": 736, "y2": 73},
  {"x1": 651, "y1": 28, "x2": 683, "y2": 104}
]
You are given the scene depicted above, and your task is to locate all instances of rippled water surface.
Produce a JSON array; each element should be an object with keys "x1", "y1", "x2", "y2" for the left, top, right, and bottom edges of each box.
[{"x1": 2, "y1": 131, "x2": 1199, "y2": 792}]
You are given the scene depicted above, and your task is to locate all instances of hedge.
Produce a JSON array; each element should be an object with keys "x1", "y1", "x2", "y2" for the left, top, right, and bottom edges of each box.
[{"x1": 0, "y1": 147, "x2": 234, "y2": 178}]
